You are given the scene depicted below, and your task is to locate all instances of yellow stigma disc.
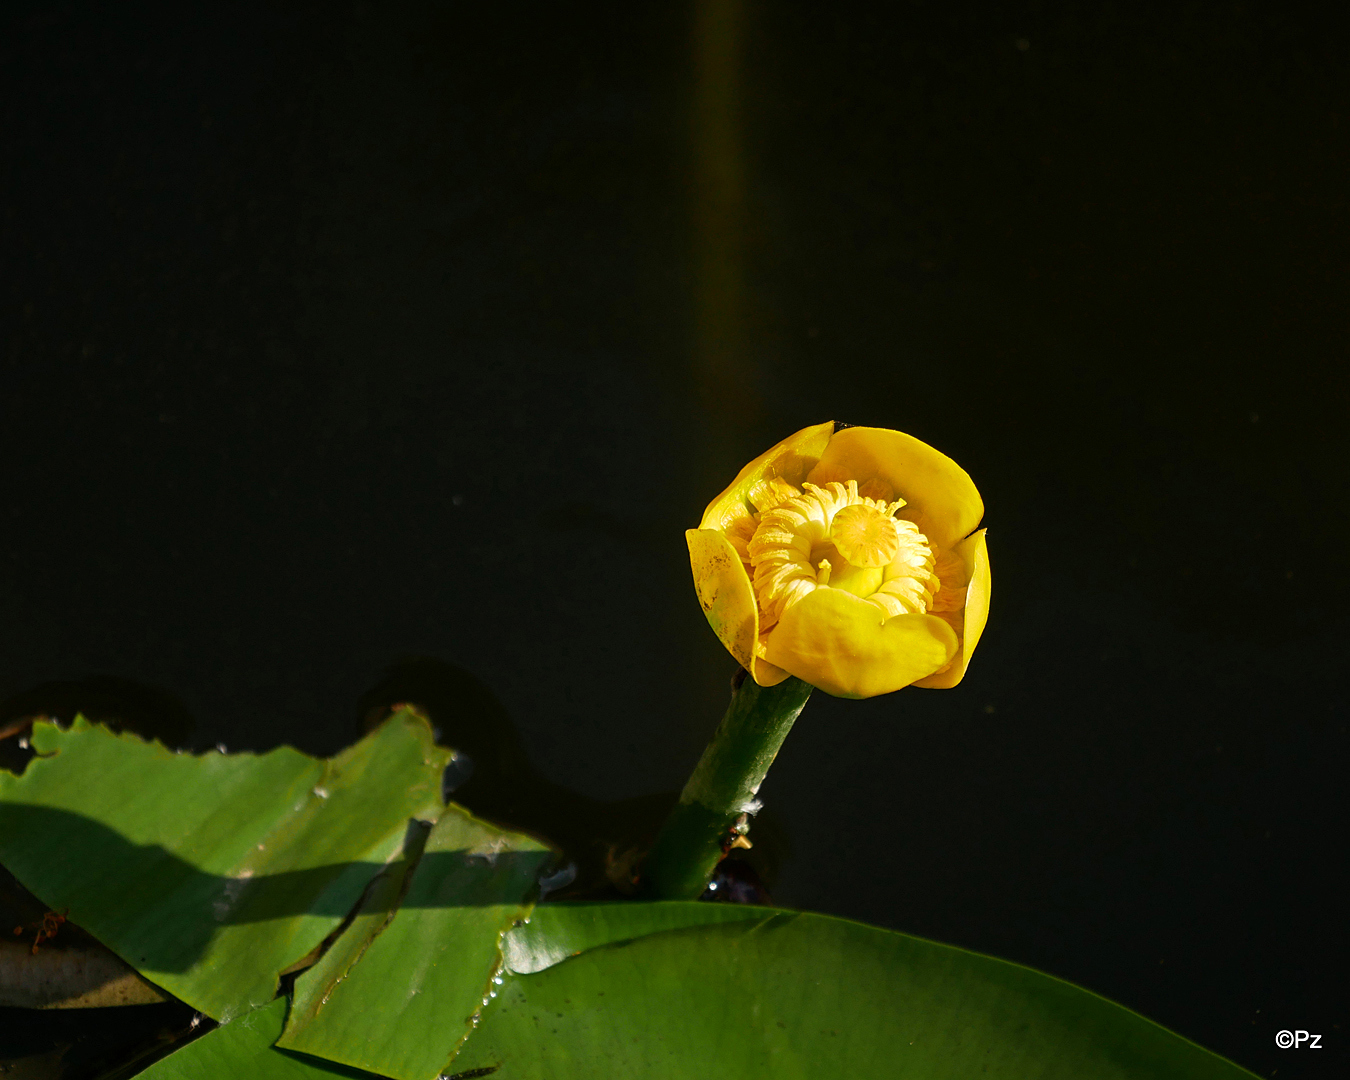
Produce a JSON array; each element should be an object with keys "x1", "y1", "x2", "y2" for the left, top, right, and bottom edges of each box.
[{"x1": 829, "y1": 503, "x2": 901, "y2": 568}]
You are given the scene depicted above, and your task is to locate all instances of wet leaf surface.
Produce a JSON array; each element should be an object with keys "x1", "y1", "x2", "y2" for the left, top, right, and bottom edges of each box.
[
  {"x1": 136, "y1": 998, "x2": 386, "y2": 1080},
  {"x1": 449, "y1": 908, "x2": 1258, "y2": 1080},
  {"x1": 0, "y1": 713, "x2": 449, "y2": 1020},
  {"x1": 0, "y1": 716, "x2": 1260, "y2": 1080},
  {"x1": 501, "y1": 900, "x2": 765, "y2": 974},
  {"x1": 278, "y1": 807, "x2": 552, "y2": 1080}
]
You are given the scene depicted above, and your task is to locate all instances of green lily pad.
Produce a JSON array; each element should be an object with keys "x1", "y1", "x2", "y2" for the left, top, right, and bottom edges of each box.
[
  {"x1": 277, "y1": 805, "x2": 553, "y2": 1080},
  {"x1": 447, "y1": 907, "x2": 1257, "y2": 1080},
  {"x1": 0, "y1": 715, "x2": 1257, "y2": 1080},
  {"x1": 0, "y1": 712, "x2": 449, "y2": 1020},
  {"x1": 136, "y1": 997, "x2": 386, "y2": 1080},
  {"x1": 501, "y1": 900, "x2": 766, "y2": 974}
]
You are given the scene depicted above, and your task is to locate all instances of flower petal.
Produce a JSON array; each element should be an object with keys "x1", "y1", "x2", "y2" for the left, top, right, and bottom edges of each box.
[
  {"x1": 914, "y1": 529, "x2": 990, "y2": 689},
  {"x1": 763, "y1": 587, "x2": 958, "y2": 699},
  {"x1": 686, "y1": 528, "x2": 759, "y2": 671},
  {"x1": 805, "y1": 426, "x2": 983, "y2": 550},
  {"x1": 698, "y1": 421, "x2": 836, "y2": 532},
  {"x1": 751, "y1": 653, "x2": 792, "y2": 688}
]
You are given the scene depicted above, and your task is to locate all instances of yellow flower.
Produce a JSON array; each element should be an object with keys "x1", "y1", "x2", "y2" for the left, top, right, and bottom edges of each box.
[{"x1": 687, "y1": 422, "x2": 990, "y2": 698}]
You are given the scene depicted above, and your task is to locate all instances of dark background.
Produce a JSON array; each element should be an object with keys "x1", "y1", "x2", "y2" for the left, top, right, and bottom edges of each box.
[{"x1": 2, "y1": 2, "x2": 1346, "y2": 1077}]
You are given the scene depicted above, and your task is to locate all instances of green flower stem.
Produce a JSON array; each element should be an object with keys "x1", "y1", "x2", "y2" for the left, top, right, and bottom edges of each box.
[{"x1": 640, "y1": 671, "x2": 813, "y2": 900}]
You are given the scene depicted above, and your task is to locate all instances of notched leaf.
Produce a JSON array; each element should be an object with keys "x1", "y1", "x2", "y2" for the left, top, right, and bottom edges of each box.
[
  {"x1": 0, "y1": 709, "x2": 452, "y2": 1020},
  {"x1": 279, "y1": 804, "x2": 553, "y2": 1080}
]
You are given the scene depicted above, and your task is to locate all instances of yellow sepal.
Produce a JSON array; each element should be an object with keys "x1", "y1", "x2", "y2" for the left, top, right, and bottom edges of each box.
[
  {"x1": 686, "y1": 528, "x2": 758, "y2": 670},
  {"x1": 687, "y1": 528, "x2": 792, "y2": 687},
  {"x1": 763, "y1": 586, "x2": 958, "y2": 699},
  {"x1": 914, "y1": 529, "x2": 990, "y2": 689},
  {"x1": 698, "y1": 421, "x2": 835, "y2": 532},
  {"x1": 805, "y1": 426, "x2": 982, "y2": 551},
  {"x1": 750, "y1": 654, "x2": 792, "y2": 687}
]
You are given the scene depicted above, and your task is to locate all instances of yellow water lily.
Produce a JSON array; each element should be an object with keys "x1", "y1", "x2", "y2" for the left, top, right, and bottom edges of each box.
[{"x1": 687, "y1": 422, "x2": 990, "y2": 698}]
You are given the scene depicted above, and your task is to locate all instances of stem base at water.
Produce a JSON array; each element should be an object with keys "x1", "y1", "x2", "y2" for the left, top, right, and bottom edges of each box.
[{"x1": 640, "y1": 672, "x2": 812, "y2": 900}]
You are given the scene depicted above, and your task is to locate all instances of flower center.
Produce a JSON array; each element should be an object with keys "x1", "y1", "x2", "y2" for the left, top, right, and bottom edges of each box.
[
  {"x1": 829, "y1": 503, "x2": 900, "y2": 568},
  {"x1": 744, "y1": 479, "x2": 941, "y2": 629}
]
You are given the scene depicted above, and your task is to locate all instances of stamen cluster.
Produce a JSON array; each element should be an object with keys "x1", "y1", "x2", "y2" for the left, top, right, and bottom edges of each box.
[{"x1": 724, "y1": 479, "x2": 941, "y2": 631}]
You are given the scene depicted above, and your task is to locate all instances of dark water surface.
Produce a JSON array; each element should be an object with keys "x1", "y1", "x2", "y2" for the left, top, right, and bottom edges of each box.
[{"x1": 2, "y1": 3, "x2": 1346, "y2": 1076}]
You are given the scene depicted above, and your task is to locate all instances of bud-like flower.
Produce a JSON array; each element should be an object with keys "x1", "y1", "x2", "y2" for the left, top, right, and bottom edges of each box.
[{"x1": 688, "y1": 423, "x2": 989, "y2": 698}]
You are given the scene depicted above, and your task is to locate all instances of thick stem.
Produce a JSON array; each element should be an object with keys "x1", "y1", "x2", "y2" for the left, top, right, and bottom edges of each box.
[{"x1": 640, "y1": 671, "x2": 813, "y2": 900}]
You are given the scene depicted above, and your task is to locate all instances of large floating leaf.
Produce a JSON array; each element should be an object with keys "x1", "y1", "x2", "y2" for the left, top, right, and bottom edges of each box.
[
  {"x1": 501, "y1": 899, "x2": 765, "y2": 974},
  {"x1": 447, "y1": 906, "x2": 1257, "y2": 1080},
  {"x1": 278, "y1": 805, "x2": 553, "y2": 1080},
  {"x1": 0, "y1": 712, "x2": 449, "y2": 1020},
  {"x1": 137, "y1": 997, "x2": 385, "y2": 1080},
  {"x1": 1, "y1": 717, "x2": 1257, "y2": 1080}
]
